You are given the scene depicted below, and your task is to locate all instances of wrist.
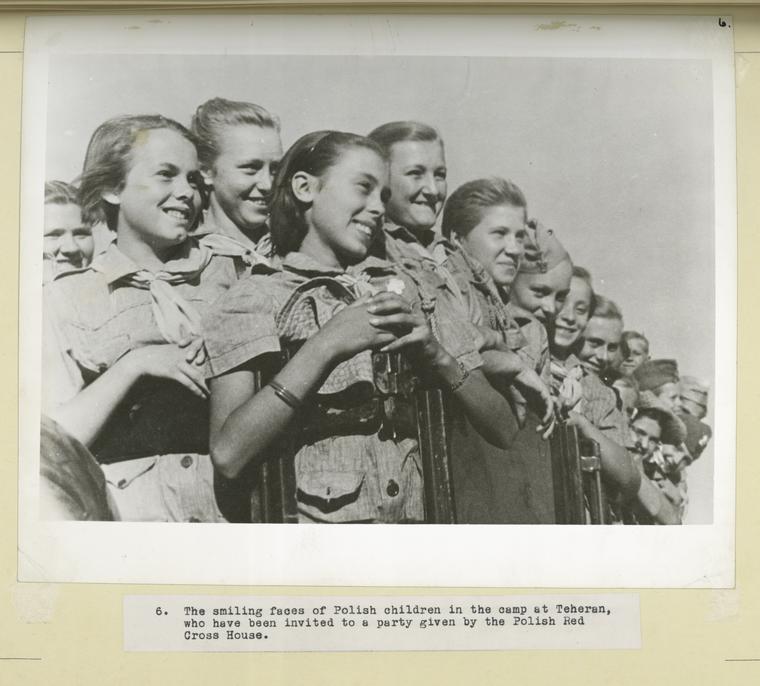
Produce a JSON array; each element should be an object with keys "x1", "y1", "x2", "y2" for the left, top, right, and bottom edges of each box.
[
  {"x1": 431, "y1": 350, "x2": 470, "y2": 392},
  {"x1": 303, "y1": 333, "x2": 343, "y2": 368},
  {"x1": 117, "y1": 350, "x2": 146, "y2": 384}
]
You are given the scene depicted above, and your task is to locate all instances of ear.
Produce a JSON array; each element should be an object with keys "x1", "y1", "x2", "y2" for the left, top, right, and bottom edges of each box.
[
  {"x1": 291, "y1": 170, "x2": 317, "y2": 203},
  {"x1": 199, "y1": 166, "x2": 215, "y2": 188},
  {"x1": 101, "y1": 190, "x2": 120, "y2": 205}
]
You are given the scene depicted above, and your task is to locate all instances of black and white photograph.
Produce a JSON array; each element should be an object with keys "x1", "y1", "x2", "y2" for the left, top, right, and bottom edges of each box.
[{"x1": 18, "y1": 13, "x2": 735, "y2": 586}]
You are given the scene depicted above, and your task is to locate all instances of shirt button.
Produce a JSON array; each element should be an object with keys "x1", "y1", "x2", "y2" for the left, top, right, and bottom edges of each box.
[
  {"x1": 386, "y1": 479, "x2": 400, "y2": 497},
  {"x1": 180, "y1": 455, "x2": 193, "y2": 469}
]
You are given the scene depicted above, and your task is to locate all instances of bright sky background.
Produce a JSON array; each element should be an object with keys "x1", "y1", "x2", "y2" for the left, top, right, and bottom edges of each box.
[{"x1": 44, "y1": 54, "x2": 716, "y2": 522}]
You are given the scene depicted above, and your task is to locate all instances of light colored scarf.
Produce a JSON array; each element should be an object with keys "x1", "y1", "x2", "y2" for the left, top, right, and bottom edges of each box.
[{"x1": 118, "y1": 248, "x2": 213, "y2": 343}]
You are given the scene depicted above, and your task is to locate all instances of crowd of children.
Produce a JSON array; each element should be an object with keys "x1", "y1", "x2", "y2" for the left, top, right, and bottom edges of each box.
[{"x1": 39, "y1": 98, "x2": 712, "y2": 524}]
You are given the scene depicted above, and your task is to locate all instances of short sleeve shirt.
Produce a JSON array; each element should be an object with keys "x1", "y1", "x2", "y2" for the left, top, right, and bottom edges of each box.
[
  {"x1": 43, "y1": 239, "x2": 242, "y2": 407},
  {"x1": 203, "y1": 251, "x2": 481, "y2": 523}
]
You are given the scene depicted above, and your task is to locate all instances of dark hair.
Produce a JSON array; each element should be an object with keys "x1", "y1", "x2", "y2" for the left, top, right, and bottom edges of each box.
[
  {"x1": 269, "y1": 130, "x2": 387, "y2": 256},
  {"x1": 368, "y1": 120, "x2": 441, "y2": 151},
  {"x1": 79, "y1": 114, "x2": 196, "y2": 230},
  {"x1": 441, "y1": 177, "x2": 527, "y2": 240},
  {"x1": 622, "y1": 330, "x2": 650, "y2": 357},
  {"x1": 571, "y1": 265, "x2": 597, "y2": 316},
  {"x1": 45, "y1": 180, "x2": 80, "y2": 206},
  {"x1": 190, "y1": 97, "x2": 280, "y2": 169},
  {"x1": 591, "y1": 294, "x2": 623, "y2": 324}
]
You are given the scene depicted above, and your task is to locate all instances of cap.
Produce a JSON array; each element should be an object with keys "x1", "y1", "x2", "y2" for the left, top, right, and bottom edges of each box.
[
  {"x1": 678, "y1": 412, "x2": 712, "y2": 462},
  {"x1": 633, "y1": 359, "x2": 679, "y2": 391},
  {"x1": 680, "y1": 375, "x2": 709, "y2": 410},
  {"x1": 519, "y1": 221, "x2": 570, "y2": 274},
  {"x1": 635, "y1": 390, "x2": 687, "y2": 445}
]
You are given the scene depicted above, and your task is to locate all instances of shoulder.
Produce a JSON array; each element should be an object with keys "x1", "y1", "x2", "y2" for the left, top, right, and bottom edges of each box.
[
  {"x1": 207, "y1": 271, "x2": 288, "y2": 321},
  {"x1": 45, "y1": 267, "x2": 109, "y2": 324}
]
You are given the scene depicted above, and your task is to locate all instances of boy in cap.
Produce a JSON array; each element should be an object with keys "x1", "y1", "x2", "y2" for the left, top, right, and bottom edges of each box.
[
  {"x1": 628, "y1": 391, "x2": 688, "y2": 523},
  {"x1": 680, "y1": 376, "x2": 710, "y2": 420},
  {"x1": 509, "y1": 222, "x2": 573, "y2": 336},
  {"x1": 633, "y1": 359, "x2": 682, "y2": 413}
]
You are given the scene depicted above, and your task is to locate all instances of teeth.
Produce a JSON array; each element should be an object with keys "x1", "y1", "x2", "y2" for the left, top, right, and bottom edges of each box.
[
  {"x1": 165, "y1": 209, "x2": 188, "y2": 220},
  {"x1": 353, "y1": 223, "x2": 373, "y2": 236}
]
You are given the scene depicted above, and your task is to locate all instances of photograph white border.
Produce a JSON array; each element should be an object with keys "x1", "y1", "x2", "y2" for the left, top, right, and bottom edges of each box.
[{"x1": 18, "y1": 12, "x2": 736, "y2": 587}]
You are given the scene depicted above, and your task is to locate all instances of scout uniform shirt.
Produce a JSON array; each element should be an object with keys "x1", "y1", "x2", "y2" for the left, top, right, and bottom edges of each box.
[
  {"x1": 203, "y1": 251, "x2": 481, "y2": 524},
  {"x1": 42, "y1": 238, "x2": 244, "y2": 522},
  {"x1": 193, "y1": 212, "x2": 275, "y2": 274},
  {"x1": 440, "y1": 245, "x2": 555, "y2": 524}
]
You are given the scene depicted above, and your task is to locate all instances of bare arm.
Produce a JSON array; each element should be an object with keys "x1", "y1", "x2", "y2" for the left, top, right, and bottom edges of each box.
[
  {"x1": 209, "y1": 295, "x2": 398, "y2": 479},
  {"x1": 635, "y1": 476, "x2": 682, "y2": 525},
  {"x1": 566, "y1": 411, "x2": 641, "y2": 500},
  {"x1": 48, "y1": 339, "x2": 208, "y2": 447},
  {"x1": 375, "y1": 295, "x2": 517, "y2": 450},
  {"x1": 209, "y1": 337, "x2": 338, "y2": 479}
]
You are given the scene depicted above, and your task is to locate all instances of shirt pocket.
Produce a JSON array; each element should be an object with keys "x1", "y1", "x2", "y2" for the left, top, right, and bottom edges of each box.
[{"x1": 296, "y1": 469, "x2": 367, "y2": 521}]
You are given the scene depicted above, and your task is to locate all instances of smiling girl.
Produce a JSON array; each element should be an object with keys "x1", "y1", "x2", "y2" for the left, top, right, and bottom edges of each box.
[
  {"x1": 43, "y1": 180, "x2": 94, "y2": 283},
  {"x1": 204, "y1": 131, "x2": 515, "y2": 523},
  {"x1": 438, "y1": 177, "x2": 558, "y2": 523},
  {"x1": 191, "y1": 98, "x2": 283, "y2": 261},
  {"x1": 547, "y1": 266, "x2": 646, "y2": 513},
  {"x1": 368, "y1": 121, "x2": 447, "y2": 260},
  {"x1": 43, "y1": 114, "x2": 246, "y2": 522}
]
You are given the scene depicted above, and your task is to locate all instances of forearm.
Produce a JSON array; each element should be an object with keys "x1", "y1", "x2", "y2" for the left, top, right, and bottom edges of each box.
[
  {"x1": 47, "y1": 355, "x2": 141, "y2": 447},
  {"x1": 431, "y1": 350, "x2": 518, "y2": 449},
  {"x1": 479, "y1": 348, "x2": 525, "y2": 384},
  {"x1": 635, "y1": 477, "x2": 682, "y2": 524},
  {"x1": 210, "y1": 338, "x2": 335, "y2": 479},
  {"x1": 576, "y1": 420, "x2": 641, "y2": 499}
]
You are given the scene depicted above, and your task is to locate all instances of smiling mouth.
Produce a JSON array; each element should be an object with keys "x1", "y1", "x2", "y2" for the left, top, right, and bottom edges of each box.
[
  {"x1": 163, "y1": 207, "x2": 191, "y2": 222},
  {"x1": 351, "y1": 220, "x2": 376, "y2": 238}
]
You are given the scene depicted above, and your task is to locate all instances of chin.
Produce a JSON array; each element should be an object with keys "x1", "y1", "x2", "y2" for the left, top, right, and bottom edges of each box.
[{"x1": 408, "y1": 213, "x2": 436, "y2": 232}]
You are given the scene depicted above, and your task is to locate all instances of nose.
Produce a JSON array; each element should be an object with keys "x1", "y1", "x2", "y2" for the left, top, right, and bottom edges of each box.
[
  {"x1": 57, "y1": 231, "x2": 79, "y2": 256},
  {"x1": 595, "y1": 348, "x2": 610, "y2": 364},
  {"x1": 504, "y1": 233, "x2": 523, "y2": 258},
  {"x1": 539, "y1": 295, "x2": 556, "y2": 320},
  {"x1": 419, "y1": 172, "x2": 438, "y2": 197},
  {"x1": 367, "y1": 188, "x2": 386, "y2": 217},
  {"x1": 256, "y1": 167, "x2": 273, "y2": 193},
  {"x1": 174, "y1": 175, "x2": 196, "y2": 200},
  {"x1": 557, "y1": 302, "x2": 575, "y2": 325}
]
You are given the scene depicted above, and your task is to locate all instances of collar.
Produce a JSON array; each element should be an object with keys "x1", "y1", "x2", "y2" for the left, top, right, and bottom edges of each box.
[
  {"x1": 383, "y1": 220, "x2": 438, "y2": 250},
  {"x1": 505, "y1": 301, "x2": 540, "y2": 325},
  {"x1": 90, "y1": 238, "x2": 204, "y2": 285},
  {"x1": 196, "y1": 211, "x2": 266, "y2": 252},
  {"x1": 281, "y1": 251, "x2": 397, "y2": 278}
]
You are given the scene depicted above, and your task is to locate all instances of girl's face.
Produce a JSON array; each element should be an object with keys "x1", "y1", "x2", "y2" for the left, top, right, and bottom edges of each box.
[
  {"x1": 620, "y1": 336, "x2": 650, "y2": 376},
  {"x1": 510, "y1": 259, "x2": 572, "y2": 325},
  {"x1": 43, "y1": 202, "x2": 94, "y2": 281},
  {"x1": 553, "y1": 275, "x2": 592, "y2": 351},
  {"x1": 204, "y1": 124, "x2": 283, "y2": 233},
  {"x1": 302, "y1": 146, "x2": 389, "y2": 267},
  {"x1": 578, "y1": 315, "x2": 623, "y2": 375},
  {"x1": 459, "y1": 204, "x2": 526, "y2": 288},
  {"x1": 386, "y1": 140, "x2": 446, "y2": 233},
  {"x1": 110, "y1": 128, "x2": 201, "y2": 250}
]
